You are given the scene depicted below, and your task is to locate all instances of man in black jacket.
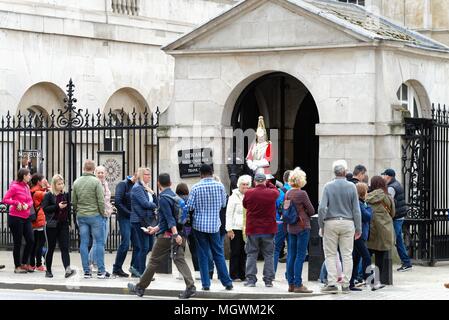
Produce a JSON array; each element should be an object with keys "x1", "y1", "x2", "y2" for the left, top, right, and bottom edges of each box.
[
  {"x1": 113, "y1": 173, "x2": 138, "y2": 277},
  {"x1": 382, "y1": 169, "x2": 412, "y2": 272}
]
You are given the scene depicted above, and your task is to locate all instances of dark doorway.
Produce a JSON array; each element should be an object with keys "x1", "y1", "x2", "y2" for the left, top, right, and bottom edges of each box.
[
  {"x1": 294, "y1": 92, "x2": 320, "y2": 208},
  {"x1": 231, "y1": 72, "x2": 320, "y2": 206}
]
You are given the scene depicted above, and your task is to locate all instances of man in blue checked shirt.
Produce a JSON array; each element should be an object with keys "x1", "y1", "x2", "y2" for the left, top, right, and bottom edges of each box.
[{"x1": 187, "y1": 164, "x2": 234, "y2": 291}]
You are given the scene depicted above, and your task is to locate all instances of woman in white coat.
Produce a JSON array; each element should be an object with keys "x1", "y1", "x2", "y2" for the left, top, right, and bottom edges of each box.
[{"x1": 226, "y1": 175, "x2": 252, "y2": 282}]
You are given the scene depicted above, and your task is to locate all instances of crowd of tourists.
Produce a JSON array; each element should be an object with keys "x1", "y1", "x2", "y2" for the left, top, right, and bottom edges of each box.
[{"x1": 0, "y1": 158, "x2": 415, "y2": 298}]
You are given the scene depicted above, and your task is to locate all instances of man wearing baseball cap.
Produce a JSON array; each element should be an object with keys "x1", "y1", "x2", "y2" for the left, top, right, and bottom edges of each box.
[
  {"x1": 381, "y1": 169, "x2": 412, "y2": 272},
  {"x1": 242, "y1": 172, "x2": 279, "y2": 287}
]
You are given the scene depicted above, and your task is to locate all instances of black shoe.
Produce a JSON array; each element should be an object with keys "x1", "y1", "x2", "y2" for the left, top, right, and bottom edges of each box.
[
  {"x1": 349, "y1": 286, "x2": 362, "y2": 291},
  {"x1": 225, "y1": 284, "x2": 233, "y2": 291},
  {"x1": 0, "y1": 265, "x2": 5, "y2": 270},
  {"x1": 265, "y1": 282, "x2": 273, "y2": 288},
  {"x1": 65, "y1": 268, "x2": 76, "y2": 279},
  {"x1": 201, "y1": 287, "x2": 210, "y2": 291},
  {"x1": 113, "y1": 270, "x2": 129, "y2": 278},
  {"x1": 97, "y1": 271, "x2": 111, "y2": 279},
  {"x1": 397, "y1": 265, "x2": 412, "y2": 272},
  {"x1": 179, "y1": 286, "x2": 196, "y2": 299},
  {"x1": 84, "y1": 271, "x2": 92, "y2": 279},
  {"x1": 45, "y1": 271, "x2": 53, "y2": 278},
  {"x1": 128, "y1": 283, "x2": 145, "y2": 297}
]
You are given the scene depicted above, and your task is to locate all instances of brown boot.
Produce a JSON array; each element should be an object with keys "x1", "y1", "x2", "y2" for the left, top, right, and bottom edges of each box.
[
  {"x1": 294, "y1": 285, "x2": 313, "y2": 293},
  {"x1": 288, "y1": 284, "x2": 294, "y2": 292},
  {"x1": 444, "y1": 283, "x2": 449, "y2": 289}
]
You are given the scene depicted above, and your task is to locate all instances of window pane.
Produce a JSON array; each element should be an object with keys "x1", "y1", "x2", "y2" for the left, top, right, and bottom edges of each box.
[
  {"x1": 413, "y1": 98, "x2": 419, "y2": 118},
  {"x1": 402, "y1": 84, "x2": 408, "y2": 102}
]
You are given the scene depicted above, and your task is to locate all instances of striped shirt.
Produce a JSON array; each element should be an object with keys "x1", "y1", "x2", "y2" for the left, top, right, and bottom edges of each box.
[{"x1": 187, "y1": 178, "x2": 227, "y2": 233}]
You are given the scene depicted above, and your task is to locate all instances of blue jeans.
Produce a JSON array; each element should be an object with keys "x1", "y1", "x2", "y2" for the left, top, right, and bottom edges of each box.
[
  {"x1": 131, "y1": 223, "x2": 154, "y2": 274},
  {"x1": 89, "y1": 216, "x2": 109, "y2": 266},
  {"x1": 274, "y1": 223, "x2": 287, "y2": 274},
  {"x1": 78, "y1": 215, "x2": 105, "y2": 273},
  {"x1": 193, "y1": 229, "x2": 232, "y2": 289},
  {"x1": 113, "y1": 217, "x2": 137, "y2": 273},
  {"x1": 286, "y1": 230, "x2": 310, "y2": 287},
  {"x1": 394, "y1": 219, "x2": 411, "y2": 266}
]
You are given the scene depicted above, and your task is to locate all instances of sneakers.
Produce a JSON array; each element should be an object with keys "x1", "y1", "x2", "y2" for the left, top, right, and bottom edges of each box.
[
  {"x1": 244, "y1": 282, "x2": 256, "y2": 287},
  {"x1": 179, "y1": 286, "x2": 196, "y2": 299},
  {"x1": 129, "y1": 266, "x2": 141, "y2": 278},
  {"x1": 321, "y1": 285, "x2": 339, "y2": 294},
  {"x1": 23, "y1": 264, "x2": 35, "y2": 273},
  {"x1": 35, "y1": 265, "x2": 46, "y2": 272},
  {"x1": 397, "y1": 264, "x2": 412, "y2": 272},
  {"x1": 294, "y1": 285, "x2": 313, "y2": 293},
  {"x1": 45, "y1": 271, "x2": 54, "y2": 278},
  {"x1": 14, "y1": 266, "x2": 28, "y2": 274},
  {"x1": 341, "y1": 286, "x2": 350, "y2": 294},
  {"x1": 65, "y1": 267, "x2": 75, "y2": 278},
  {"x1": 113, "y1": 270, "x2": 129, "y2": 278},
  {"x1": 84, "y1": 271, "x2": 92, "y2": 279},
  {"x1": 371, "y1": 283, "x2": 386, "y2": 291},
  {"x1": 265, "y1": 282, "x2": 273, "y2": 288},
  {"x1": 225, "y1": 284, "x2": 233, "y2": 291},
  {"x1": 349, "y1": 286, "x2": 363, "y2": 291},
  {"x1": 97, "y1": 271, "x2": 111, "y2": 279},
  {"x1": 128, "y1": 283, "x2": 145, "y2": 297}
]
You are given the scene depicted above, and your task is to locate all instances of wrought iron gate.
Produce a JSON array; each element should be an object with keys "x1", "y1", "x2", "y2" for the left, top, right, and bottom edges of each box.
[
  {"x1": 0, "y1": 80, "x2": 159, "y2": 251},
  {"x1": 402, "y1": 104, "x2": 449, "y2": 265}
]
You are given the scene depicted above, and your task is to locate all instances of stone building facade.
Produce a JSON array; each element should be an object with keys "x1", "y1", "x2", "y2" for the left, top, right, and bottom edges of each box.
[{"x1": 161, "y1": 0, "x2": 449, "y2": 205}]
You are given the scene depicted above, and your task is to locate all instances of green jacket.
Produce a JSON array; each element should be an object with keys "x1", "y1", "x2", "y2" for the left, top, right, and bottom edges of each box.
[
  {"x1": 72, "y1": 173, "x2": 105, "y2": 217},
  {"x1": 366, "y1": 189, "x2": 396, "y2": 251}
]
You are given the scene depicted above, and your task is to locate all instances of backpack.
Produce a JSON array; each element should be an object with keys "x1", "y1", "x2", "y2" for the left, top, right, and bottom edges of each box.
[
  {"x1": 276, "y1": 187, "x2": 289, "y2": 214},
  {"x1": 160, "y1": 194, "x2": 190, "y2": 229},
  {"x1": 282, "y1": 191, "x2": 299, "y2": 225}
]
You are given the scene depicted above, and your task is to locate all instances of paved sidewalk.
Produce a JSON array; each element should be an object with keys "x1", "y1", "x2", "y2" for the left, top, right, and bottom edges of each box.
[{"x1": 0, "y1": 249, "x2": 448, "y2": 299}]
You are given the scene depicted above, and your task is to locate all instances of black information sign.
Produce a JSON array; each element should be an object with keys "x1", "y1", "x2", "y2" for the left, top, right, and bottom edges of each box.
[{"x1": 178, "y1": 148, "x2": 213, "y2": 178}]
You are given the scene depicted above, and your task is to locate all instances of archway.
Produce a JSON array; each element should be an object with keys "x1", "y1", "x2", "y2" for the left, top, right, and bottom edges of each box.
[{"x1": 230, "y1": 72, "x2": 320, "y2": 207}]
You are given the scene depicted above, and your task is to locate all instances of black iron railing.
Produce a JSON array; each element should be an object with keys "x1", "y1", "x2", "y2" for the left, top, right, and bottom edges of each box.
[
  {"x1": 0, "y1": 79, "x2": 159, "y2": 251},
  {"x1": 403, "y1": 103, "x2": 449, "y2": 265}
]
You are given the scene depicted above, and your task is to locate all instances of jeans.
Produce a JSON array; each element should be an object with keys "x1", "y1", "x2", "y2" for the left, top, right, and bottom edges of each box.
[
  {"x1": 8, "y1": 215, "x2": 34, "y2": 268},
  {"x1": 245, "y1": 235, "x2": 275, "y2": 284},
  {"x1": 286, "y1": 230, "x2": 310, "y2": 287},
  {"x1": 350, "y1": 238, "x2": 372, "y2": 286},
  {"x1": 193, "y1": 229, "x2": 232, "y2": 289},
  {"x1": 89, "y1": 216, "x2": 109, "y2": 266},
  {"x1": 273, "y1": 223, "x2": 287, "y2": 273},
  {"x1": 30, "y1": 229, "x2": 46, "y2": 267},
  {"x1": 131, "y1": 222, "x2": 154, "y2": 275},
  {"x1": 113, "y1": 217, "x2": 132, "y2": 273},
  {"x1": 393, "y1": 219, "x2": 411, "y2": 266},
  {"x1": 78, "y1": 215, "x2": 105, "y2": 273}
]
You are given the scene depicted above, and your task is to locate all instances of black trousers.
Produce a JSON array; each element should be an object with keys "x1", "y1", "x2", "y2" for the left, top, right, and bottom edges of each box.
[
  {"x1": 45, "y1": 223, "x2": 70, "y2": 272},
  {"x1": 30, "y1": 229, "x2": 46, "y2": 267},
  {"x1": 8, "y1": 215, "x2": 34, "y2": 268},
  {"x1": 369, "y1": 249, "x2": 389, "y2": 285},
  {"x1": 187, "y1": 232, "x2": 200, "y2": 272},
  {"x1": 229, "y1": 230, "x2": 246, "y2": 280}
]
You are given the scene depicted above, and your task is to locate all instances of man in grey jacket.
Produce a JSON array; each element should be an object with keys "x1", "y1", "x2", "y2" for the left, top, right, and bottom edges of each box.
[{"x1": 318, "y1": 160, "x2": 362, "y2": 293}]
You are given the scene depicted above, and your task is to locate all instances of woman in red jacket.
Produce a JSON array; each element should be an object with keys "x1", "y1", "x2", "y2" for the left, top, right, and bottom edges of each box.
[
  {"x1": 29, "y1": 174, "x2": 49, "y2": 272},
  {"x1": 2, "y1": 168, "x2": 35, "y2": 273}
]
